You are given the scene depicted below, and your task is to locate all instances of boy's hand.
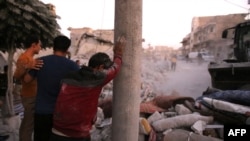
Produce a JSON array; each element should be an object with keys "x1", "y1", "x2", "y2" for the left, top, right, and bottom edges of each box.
[
  {"x1": 114, "y1": 36, "x2": 126, "y2": 57},
  {"x1": 29, "y1": 59, "x2": 44, "y2": 70}
]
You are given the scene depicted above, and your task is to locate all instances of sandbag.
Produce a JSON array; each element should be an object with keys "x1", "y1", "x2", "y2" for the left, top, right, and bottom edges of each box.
[
  {"x1": 163, "y1": 129, "x2": 222, "y2": 141},
  {"x1": 147, "y1": 111, "x2": 163, "y2": 124},
  {"x1": 203, "y1": 97, "x2": 250, "y2": 115},
  {"x1": 185, "y1": 100, "x2": 247, "y2": 125},
  {"x1": 152, "y1": 113, "x2": 213, "y2": 132},
  {"x1": 175, "y1": 104, "x2": 192, "y2": 115}
]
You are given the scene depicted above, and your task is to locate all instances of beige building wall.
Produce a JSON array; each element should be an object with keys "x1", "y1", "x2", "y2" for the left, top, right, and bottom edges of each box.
[
  {"x1": 190, "y1": 13, "x2": 247, "y2": 54},
  {"x1": 191, "y1": 16, "x2": 213, "y2": 32}
]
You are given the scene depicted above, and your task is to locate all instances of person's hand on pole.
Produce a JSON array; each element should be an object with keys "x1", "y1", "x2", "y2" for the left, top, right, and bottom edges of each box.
[{"x1": 114, "y1": 36, "x2": 126, "y2": 57}]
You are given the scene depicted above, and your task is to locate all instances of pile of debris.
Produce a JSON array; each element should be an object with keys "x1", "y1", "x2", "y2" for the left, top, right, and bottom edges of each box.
[
  {"x1": 91, "y1": 85, "x2": 250, "y2": 141},
  {"x1": 94, "y1": 87, "x2": 227, "y2": 141}
]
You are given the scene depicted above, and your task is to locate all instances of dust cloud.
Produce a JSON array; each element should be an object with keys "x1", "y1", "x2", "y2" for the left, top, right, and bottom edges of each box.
[{"x1": 141, "y1": 57, "x2": 212, "y2": 99}]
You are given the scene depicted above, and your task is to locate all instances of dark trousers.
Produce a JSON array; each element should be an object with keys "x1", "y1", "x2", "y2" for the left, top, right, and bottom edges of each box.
[
  {"x1": 50, "y1": 133, "x2": 90, "y2": 141},
  {"x1": 34, "y1": 113, "x2": 53, "y2": 141}
]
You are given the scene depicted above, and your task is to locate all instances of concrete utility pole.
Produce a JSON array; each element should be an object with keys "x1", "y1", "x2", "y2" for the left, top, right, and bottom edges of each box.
[{"x1": 112, "y1": 0, "x2": 142, "y2": 141}]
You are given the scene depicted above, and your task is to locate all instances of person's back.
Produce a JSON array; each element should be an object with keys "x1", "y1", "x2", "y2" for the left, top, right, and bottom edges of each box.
[
  {"x1": 53, "y1": 55, "x2": 117, "y2": 138},
  {"x1": 171, "y1": 56, "x2": 177, "y2": 63},
  {"x1": 24, "y1": 35, "x2": 79, "y2": 141},
  {"x1": 51, "y1": 36, "x2": 126, "y2": 141},
  {"x1": 34, "y1": 55, "x2": 79, "y2": 114}
]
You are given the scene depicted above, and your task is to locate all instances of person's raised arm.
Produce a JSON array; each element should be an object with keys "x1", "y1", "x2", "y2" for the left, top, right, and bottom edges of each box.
[
  {"x1": 14, "y1": 58, "x2": 43, "y2": 81},
  {"x1": 103, "y1": 36, "x2": 126, "y2": 84}
]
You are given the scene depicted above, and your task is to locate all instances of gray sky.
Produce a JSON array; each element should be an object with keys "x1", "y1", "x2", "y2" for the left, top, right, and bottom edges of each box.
[{"x1": 41, "y1": 0, "x2": 249, "y2": 48}]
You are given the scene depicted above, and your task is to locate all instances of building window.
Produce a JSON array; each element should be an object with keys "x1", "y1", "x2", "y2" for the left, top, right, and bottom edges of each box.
[
  {"x1": 199, "y1": 36, "x2": 202, "y2": 41},
  {"x1": 210, "y1": 26, "x2": 214, "y2": 32}
]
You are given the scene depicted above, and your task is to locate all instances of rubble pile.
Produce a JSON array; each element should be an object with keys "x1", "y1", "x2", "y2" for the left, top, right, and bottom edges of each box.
[
  {"x1": 95, "y1": 87, "x2": 224, "y2": 141},
  {"x1": 93, "y1": 86, "x2": 250, "y2": 141},
  {"x1": 91, "y1": 57, "x2": 250, "y2": 141}
]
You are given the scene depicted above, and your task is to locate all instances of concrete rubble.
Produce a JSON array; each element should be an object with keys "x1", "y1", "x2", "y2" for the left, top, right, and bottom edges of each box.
[{"x1": 94, "y1": 86, "x2": 225, "y2": 141}]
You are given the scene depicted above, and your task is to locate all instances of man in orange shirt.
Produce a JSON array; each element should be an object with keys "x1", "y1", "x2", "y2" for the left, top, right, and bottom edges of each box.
[{"x1": 14, "y1": 35, "x2": 43, "y2": 141}]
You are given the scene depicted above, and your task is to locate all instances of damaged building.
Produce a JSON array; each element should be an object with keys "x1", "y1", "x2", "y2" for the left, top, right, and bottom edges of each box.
[
  {"x1": 181, "y1": 13, "x2": 247, "y2": 61},
  {"x1": 68, "y1": 27, "x2": 114, "y2": 65}
]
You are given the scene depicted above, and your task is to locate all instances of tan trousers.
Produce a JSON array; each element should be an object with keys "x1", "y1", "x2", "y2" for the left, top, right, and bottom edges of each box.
[{"x1": 19, "y1": 97, "x2": 36, "y2": 141}]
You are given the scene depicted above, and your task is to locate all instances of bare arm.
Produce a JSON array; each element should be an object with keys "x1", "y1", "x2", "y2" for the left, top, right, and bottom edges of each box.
[
  {"x1": 14, "y1": 57, "x2": 30, "y2": 80},
  {"x1": 14, "y1": 57, "x2": 43, "y2": 81}
]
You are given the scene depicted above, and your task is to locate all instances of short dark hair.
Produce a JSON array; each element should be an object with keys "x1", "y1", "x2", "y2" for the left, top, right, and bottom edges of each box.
[
  {"x1": 88, "y1": 52, "x2": 113, "y2": 69},
  {"x1": 53, "y1": 35, "x2": 71, "y2": 52},
  {"x1": 24, "y1": 35, "x2": 40, "y2": 48}
]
